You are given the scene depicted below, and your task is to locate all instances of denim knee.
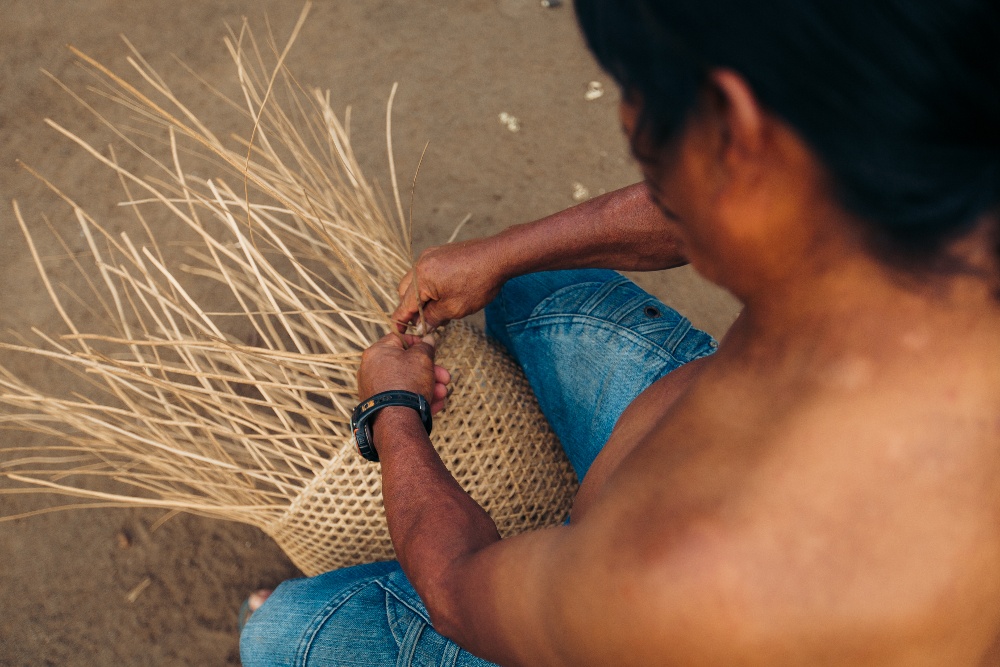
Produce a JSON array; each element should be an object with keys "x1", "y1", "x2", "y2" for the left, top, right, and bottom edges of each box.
[
  {"x1": 483, "y1": 269, "x2": 717, "y2": 479},
  {"x1": 240, "y1": 577, "x2": 317, "y2": 667},
  {"x1": 240, "y1": 561, "x2": 498, "y2": 667},
  {"x1": 486, "y1": 269, "x2": 621, "y2": 357},
  {"x1": 240, "y1": 561, "x2": 400, "y2": 667}
]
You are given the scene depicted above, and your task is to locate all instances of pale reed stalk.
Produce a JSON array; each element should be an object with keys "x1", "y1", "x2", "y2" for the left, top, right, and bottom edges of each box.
[{"x1": 0, "y1": 5, "x2": 577, "y2": 575}]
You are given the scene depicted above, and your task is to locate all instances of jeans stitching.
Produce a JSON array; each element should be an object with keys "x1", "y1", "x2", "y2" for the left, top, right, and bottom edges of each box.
[
  {"x1": 604, "y1": 291, "x2": 652, "y2": 323},
  {"x1": 679, "y1": 327, "x2": 719, "y2": 361},
  {"x1": 382, "y1": 583, "x2": 465, "y2": 667},
  {"x1": 385, "y1": 584, "x2": 410, "y2": 646},
  {"x1": 577, "y1": 276, "x2": 630, "y2": 316},
  {"x1": 529, "y1": 277, "x2": 628, "y2": 320},
  {"x1": 296, "y1": 578, "x2": 382, "y2": 665},
  {"x1": 661, "y1": 315, "x2": 694, "y2": 353},
  {"x1": 396, "y1": 615, "x2": 426, "y2": 667},
  {"x1": 438, "y1": 640, "x2": 461, "y2": 667},
  {"x1": 381, "y1": 577, "x2": 433, "y2": 624},
  {"x1": 509, "y1": 313, "x2": 707, "y2": 367}
]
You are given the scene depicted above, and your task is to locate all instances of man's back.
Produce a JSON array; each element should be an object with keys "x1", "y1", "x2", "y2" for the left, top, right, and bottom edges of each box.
[{"x1": 572, "y1": 277, "x2": 1000, "y2": 664}]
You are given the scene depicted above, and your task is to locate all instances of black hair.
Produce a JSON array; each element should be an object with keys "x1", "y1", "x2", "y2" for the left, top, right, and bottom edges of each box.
[{"x1": 576, "y1": 0, "x2": 1000, "y2": 263}]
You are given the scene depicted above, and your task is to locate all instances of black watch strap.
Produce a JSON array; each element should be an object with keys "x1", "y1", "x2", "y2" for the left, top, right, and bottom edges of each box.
[{"x1": 350, "y1": 390, "x2": 433, "y2": 462}]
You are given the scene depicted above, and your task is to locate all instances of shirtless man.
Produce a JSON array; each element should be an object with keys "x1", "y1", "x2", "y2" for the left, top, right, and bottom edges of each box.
[{"x1": 241, "y1": 0, "x2": 1000, "y2": 664}]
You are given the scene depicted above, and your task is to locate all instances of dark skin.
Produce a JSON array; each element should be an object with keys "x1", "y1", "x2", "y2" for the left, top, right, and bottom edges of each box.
[
  {"x1": 359, "y1": 69, "x2": 1000, "y2": 665},
  {"x1": 391, "y1": 181, "x2": 688, "y2": 334}
]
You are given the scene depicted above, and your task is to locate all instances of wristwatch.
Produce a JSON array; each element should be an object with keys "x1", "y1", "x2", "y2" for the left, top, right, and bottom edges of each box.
[{"x1": 350, "y1": 390, "x2": 433, "y2": 462}]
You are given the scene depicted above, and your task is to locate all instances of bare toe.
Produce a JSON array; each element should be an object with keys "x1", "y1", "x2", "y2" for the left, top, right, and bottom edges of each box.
[{"x1": 247, "y1": 588, "x2": 272, "y2": 612}]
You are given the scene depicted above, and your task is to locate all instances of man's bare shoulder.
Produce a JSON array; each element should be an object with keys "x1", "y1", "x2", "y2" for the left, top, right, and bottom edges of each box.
[{"x1": 565, "y1": 352, "x2": 1000, "y2": 665}]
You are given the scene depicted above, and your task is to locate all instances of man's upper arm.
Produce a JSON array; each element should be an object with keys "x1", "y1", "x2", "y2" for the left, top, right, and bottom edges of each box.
[{"x1": 437, "y1": 516, "x2": 729, "y2": 667}]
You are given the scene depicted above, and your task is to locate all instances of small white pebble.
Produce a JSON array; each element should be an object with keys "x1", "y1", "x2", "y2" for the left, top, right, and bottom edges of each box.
[
  {"x1": 572, "y1": 182, "x2": 590, "y2": 201},
  {"x1": 498, "y1": 111, "x2": 521, "y2": 132},
  {"x1": 584, "y1": 81, "x2": 604, "y2": 101},
  {"x1": 540, "y1": 0, "x2": 562, "y2": 7}
]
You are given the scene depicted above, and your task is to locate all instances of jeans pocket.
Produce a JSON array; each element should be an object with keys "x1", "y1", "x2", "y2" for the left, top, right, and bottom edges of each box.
[{"x1": 385, "y1": 591, "x2": 468, "y2": 667}]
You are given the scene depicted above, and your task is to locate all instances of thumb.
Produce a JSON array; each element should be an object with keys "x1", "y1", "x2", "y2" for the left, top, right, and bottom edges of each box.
[
  {"x1": 391, "y1": 281, "x2": 421, "y2": 333},
  {"x1": 417, "y1": 300, "x2": 453, "y2": 333},
  {"x1": 405, "y1": 334, "x2": 438, "y2": 361},
  {"x1": 396, "y1": 269, "x2": 414, "y2": 298},
  {"x1": 376, "y1": 332, "x2": 409, "y2": 349}
]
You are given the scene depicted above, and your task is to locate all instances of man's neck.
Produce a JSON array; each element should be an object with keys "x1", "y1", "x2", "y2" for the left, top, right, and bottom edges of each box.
[{"x1": 723, "y1": 238, "x2": 1000, "y2": 377}]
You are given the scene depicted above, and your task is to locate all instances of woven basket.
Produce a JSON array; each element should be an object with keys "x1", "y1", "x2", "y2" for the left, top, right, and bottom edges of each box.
[
  {"x1": 0, "y1": 10, "x2": 578, "y2": 575},
  {"x1": 269, "y1": 321, "x2": 577, "y2": 574}
]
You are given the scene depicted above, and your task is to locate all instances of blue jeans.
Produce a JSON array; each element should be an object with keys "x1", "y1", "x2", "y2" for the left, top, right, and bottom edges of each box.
[{"x1": 240, "y1": 270, "x2": 717, "y2": 666}]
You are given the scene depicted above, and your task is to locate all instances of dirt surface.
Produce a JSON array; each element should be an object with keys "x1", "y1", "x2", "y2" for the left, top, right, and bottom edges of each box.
[{"x1": 0, "y1": 2, "x2": 740, "y2": 664}]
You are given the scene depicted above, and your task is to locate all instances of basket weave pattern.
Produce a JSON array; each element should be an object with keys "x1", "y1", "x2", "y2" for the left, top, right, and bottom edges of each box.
[{"x1": 269, "y1": 321, "x2": 578, "y2": 575}]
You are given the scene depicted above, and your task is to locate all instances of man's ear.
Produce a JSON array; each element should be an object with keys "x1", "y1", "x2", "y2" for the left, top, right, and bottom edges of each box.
[{"x1": 706, "y1": 69, "x2": 766, "y2": 170}]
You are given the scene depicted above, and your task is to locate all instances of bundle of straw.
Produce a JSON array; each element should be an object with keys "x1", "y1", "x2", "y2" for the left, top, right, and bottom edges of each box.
[{"x1": 0, "y1": 7, "x2": 577, "y2": 575}]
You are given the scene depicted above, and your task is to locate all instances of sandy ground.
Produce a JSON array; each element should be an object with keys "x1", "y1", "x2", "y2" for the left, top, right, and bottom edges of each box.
[{"x1": 0, "y1": 2, "x2": 740, "y2": 664}]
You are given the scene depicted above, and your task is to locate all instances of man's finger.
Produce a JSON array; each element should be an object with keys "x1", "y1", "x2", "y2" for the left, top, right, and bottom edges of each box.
[
  {"x1": 390, "y1": 299, "x2": 419, "y2": 333},
  {"x1": 418, "y1": 301, "x2": 454, "y2": 332},
  {"x1": 389, "y1": 333, "x2": 437, "y2": 361},
  {"x1": 391, "y1": 272, "x2": 423, "y2": 332},
  {"x1": 400, "y1": 335, "x2": 436, "y2": 361},
  {"x1": 433, "y1": 382, "x2": 448, "y2": 401},
  {"x1": 396, "y1": 270, "x2": 413, "y2": 298},
  {"x1": 433, "y1": 365, "x2": 451, "y2": 385},
  {"x1": 374, "y1": 332, "x2": 408, "y2": 349},
  {"x1": 398, "y1": 333, "x2": 425, "y2": 347}
]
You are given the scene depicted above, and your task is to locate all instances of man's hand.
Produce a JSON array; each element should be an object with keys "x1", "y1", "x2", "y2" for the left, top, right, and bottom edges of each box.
[
  {"x1": 392, "y1": 238, "x2": 507, "y2": 333},
  {"x1": 358, "y1": 333, "x2": 451, "y2": 414},
  {"x1": 391, "y1": 184, "x2": 689, "y2": 334}
]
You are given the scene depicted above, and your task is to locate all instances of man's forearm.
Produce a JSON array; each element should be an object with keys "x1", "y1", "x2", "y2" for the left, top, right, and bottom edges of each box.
[
  {"x1": 373, "y1": 406, "x2": 501, "y2": 628},
  {"x1": 491, "y1": 182, "x2": 687, "y2": 281}
]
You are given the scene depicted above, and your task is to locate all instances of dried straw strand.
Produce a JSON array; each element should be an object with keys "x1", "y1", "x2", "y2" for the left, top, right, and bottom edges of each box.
[{"x1": 0, "y1": 14, "x2": 577, "y2": 575}]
